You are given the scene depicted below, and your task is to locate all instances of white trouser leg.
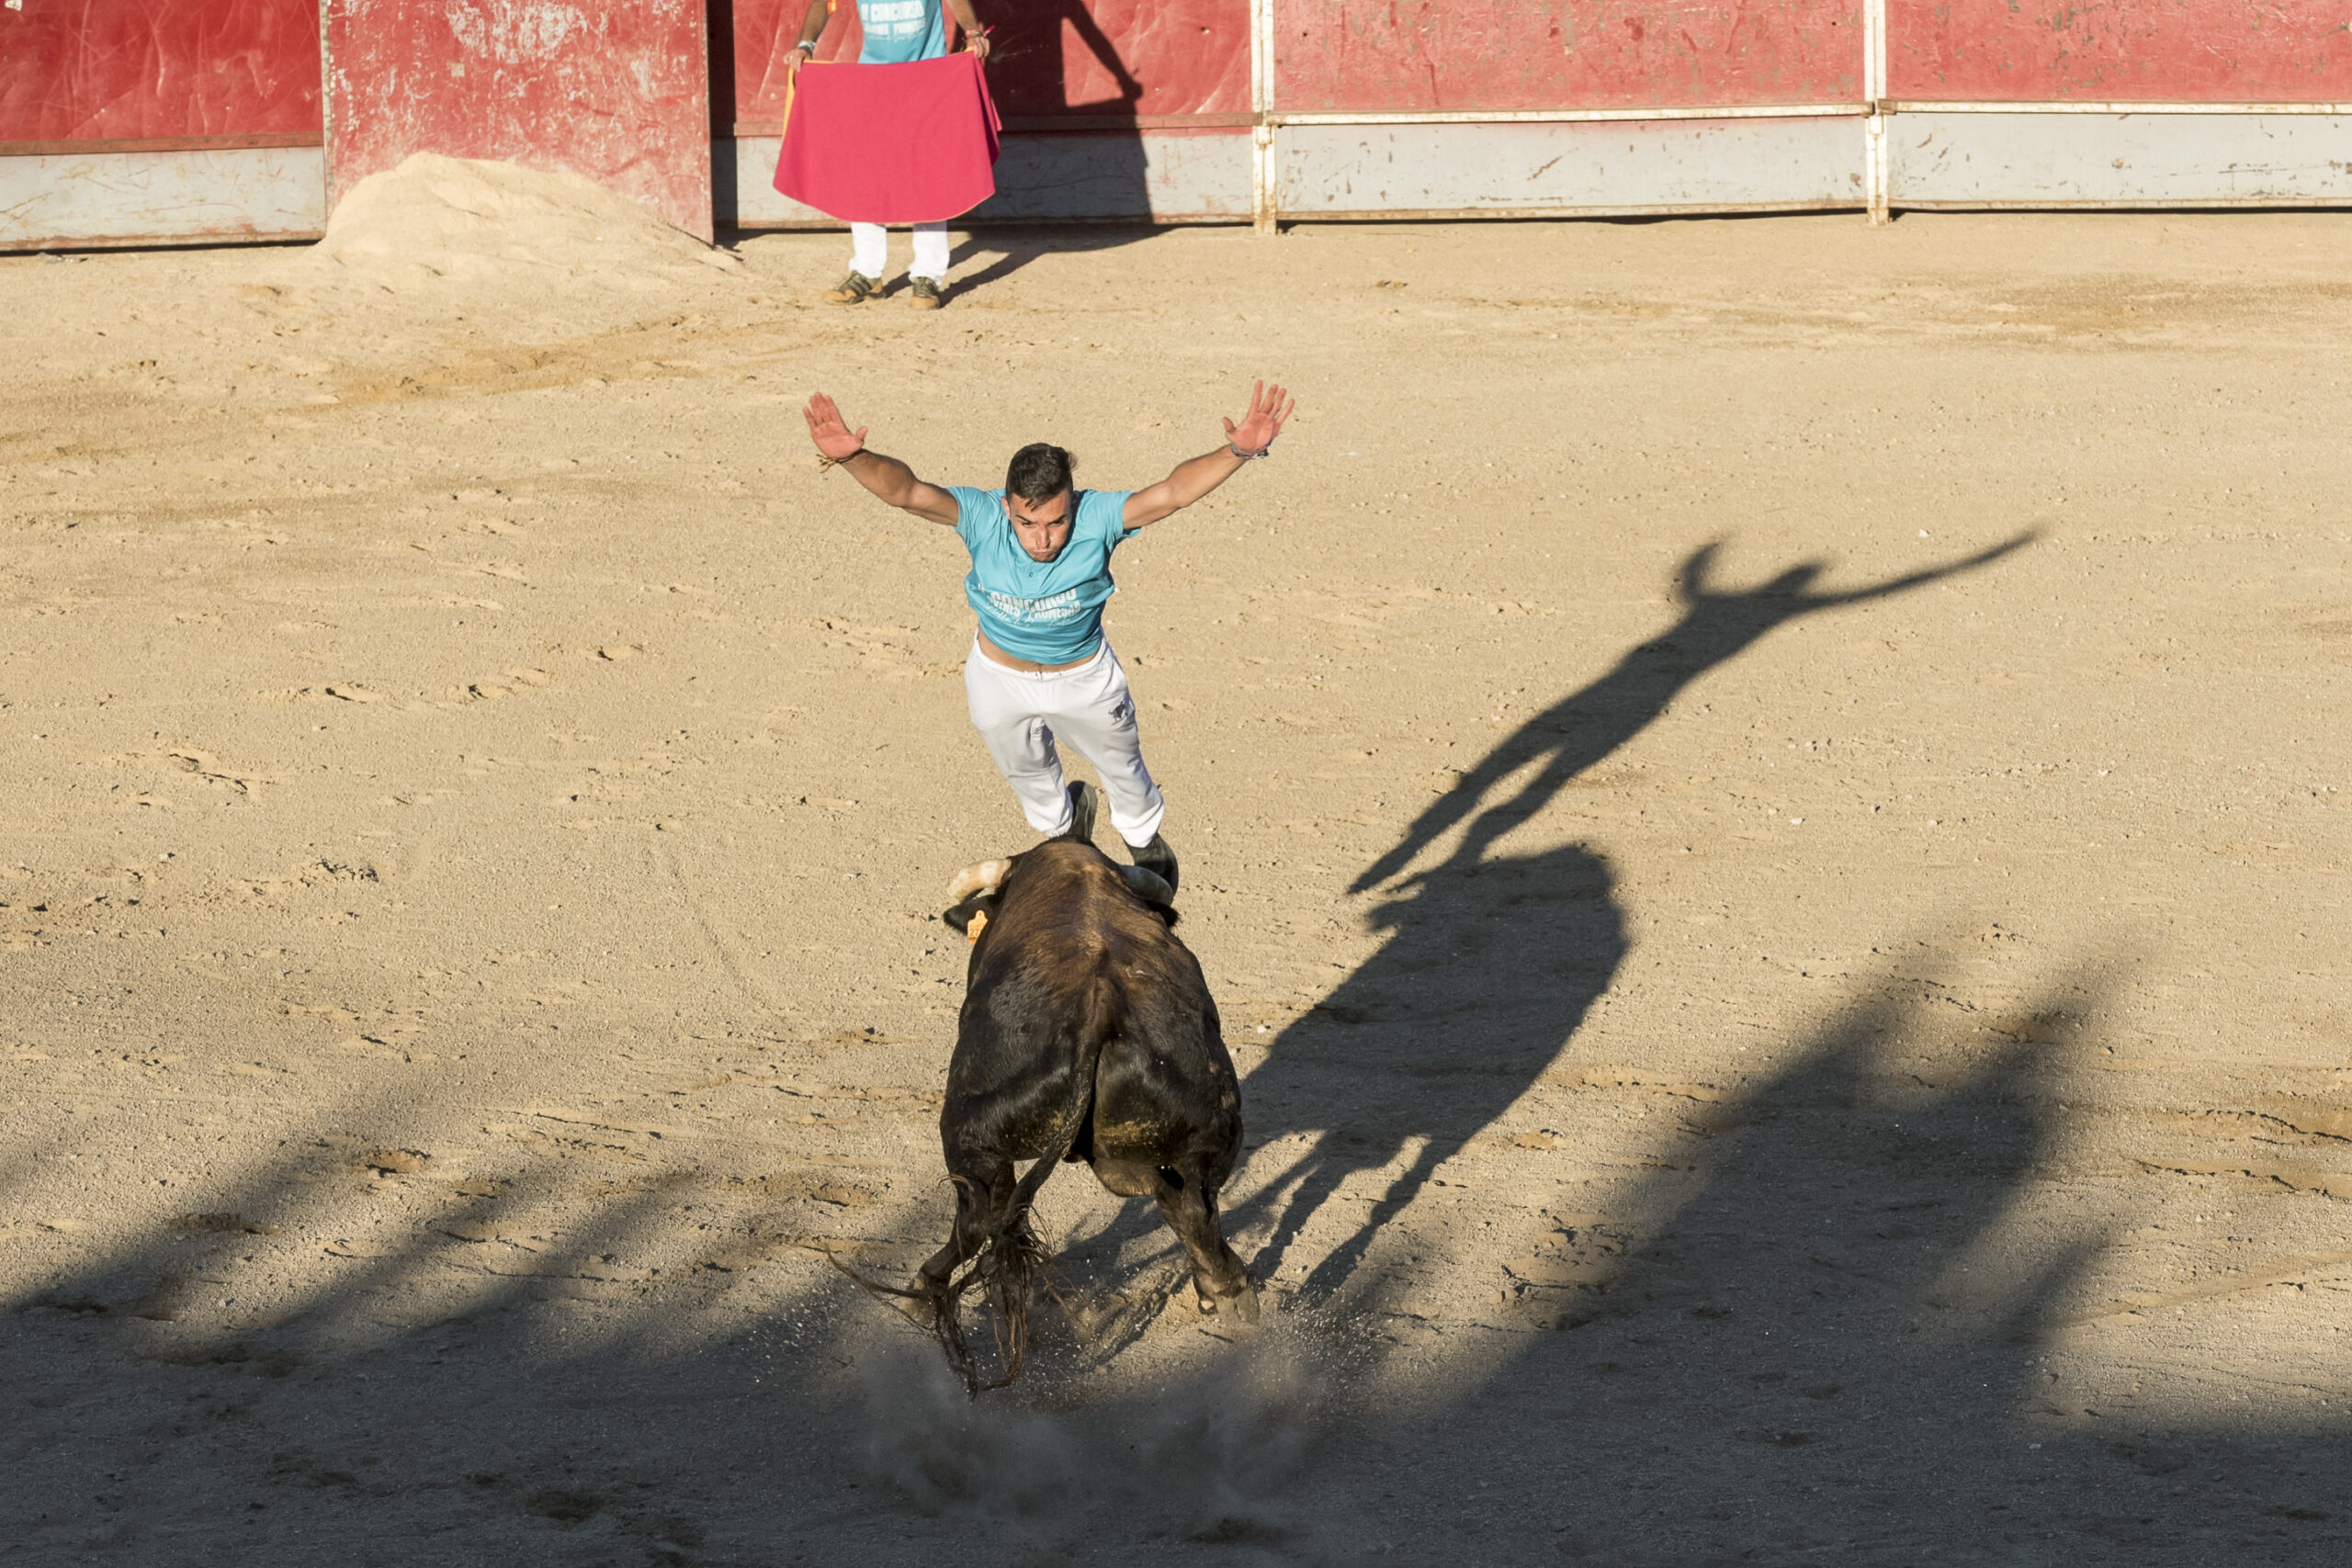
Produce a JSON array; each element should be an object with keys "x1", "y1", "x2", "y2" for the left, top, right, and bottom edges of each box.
[
  {"x1": 964, "y1": 648, "x2": 1073, "y2": 836},
  {"x1": 910, "y1": 222, "x2": 950, "y2": 282},
  {"x1": 962, "y1": 639, "x2": 1166, "y2": 846},
  {"x1": 1043, "y1": 643, "x2": 1166, "y2": 846},
  {"x1": 849, "y1": 222, "x2": 888, "y2": 278}
]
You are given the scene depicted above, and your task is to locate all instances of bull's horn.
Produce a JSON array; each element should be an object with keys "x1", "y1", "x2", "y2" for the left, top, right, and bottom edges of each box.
[
  {"x1": 1118, "y1": 863, "x2": 1174, "y2": 906},
  {"x1": 946, "y1": 858, "x2": 1012, "y2": 902}
]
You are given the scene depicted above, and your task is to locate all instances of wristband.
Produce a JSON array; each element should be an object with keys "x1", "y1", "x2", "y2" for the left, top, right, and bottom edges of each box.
[
  {"x1": 817, "y1": 446, "x2": 865, "y2": 472},
  {"x1": 1229, "y1": 441, "x2": 1272, "y2": 460},
  {"x1": 794, "y1": 39, "x2": 817, "y2": 53}
]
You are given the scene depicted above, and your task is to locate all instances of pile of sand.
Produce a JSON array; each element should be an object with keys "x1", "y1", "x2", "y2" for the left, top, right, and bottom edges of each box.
[{"x1": 308, "y1": 152, "x2": 739, "y2": 292}]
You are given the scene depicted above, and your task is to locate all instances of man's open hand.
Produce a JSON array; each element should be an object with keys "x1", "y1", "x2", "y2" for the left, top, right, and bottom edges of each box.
[
  {"x1": 1222, "y1": 380, "x2": 1295, "y2": 455},
  {"x1": 803, "y1": 392, "x2": 868, "y2": 461}
]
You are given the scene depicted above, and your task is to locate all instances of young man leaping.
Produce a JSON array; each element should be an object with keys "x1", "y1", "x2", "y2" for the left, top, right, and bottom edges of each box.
[{"x1": 801, "y1": 381, "x2": 1295, "y2": 893}]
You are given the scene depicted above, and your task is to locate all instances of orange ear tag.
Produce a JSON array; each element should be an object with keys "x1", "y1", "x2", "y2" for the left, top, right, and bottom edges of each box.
[{"x1": 965, "y1": 909, "x2": 989, "y2": 944}]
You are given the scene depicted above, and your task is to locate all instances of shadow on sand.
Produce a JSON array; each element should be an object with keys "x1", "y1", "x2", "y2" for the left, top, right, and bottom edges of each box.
[
  {"x1": 12, "y1": 533, "x2": 2349, "y2": 1562},
  {"x1": 1219, "y1": 532, "x2": 2035, "y2": 1304},
  {"x1": 1336, "y1": 962, "x2": 2352, "y2": 1563}
]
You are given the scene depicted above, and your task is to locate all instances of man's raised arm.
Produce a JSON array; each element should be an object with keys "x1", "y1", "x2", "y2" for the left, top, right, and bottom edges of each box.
[
  {"x1": 1123, "y1": 380, "x2": 1295, "y2": 530},
  {"x1": 803, "y1": 392, "x2": 960, "y2": 525}
]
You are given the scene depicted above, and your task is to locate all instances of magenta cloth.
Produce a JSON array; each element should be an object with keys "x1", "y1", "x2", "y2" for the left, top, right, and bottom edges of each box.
[{"x1": 774, "y1": 54, "x2": 1001, "y2": 225}]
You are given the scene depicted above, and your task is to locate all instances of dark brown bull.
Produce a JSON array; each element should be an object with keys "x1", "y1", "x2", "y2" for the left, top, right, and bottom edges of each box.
[{"x1": 882, "y1": 838, "x2": 1257, "y2": 1393}]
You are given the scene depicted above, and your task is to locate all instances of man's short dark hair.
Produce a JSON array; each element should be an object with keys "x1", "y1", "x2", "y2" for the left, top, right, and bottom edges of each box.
[{"x1": 1005, "y1": 443, "x2": 1075, "y2": 504}]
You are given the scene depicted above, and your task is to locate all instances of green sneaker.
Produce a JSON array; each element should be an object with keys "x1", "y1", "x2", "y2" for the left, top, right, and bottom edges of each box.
[
  {"x1": 908, "y1": 276, "x2": 944, "y2": 310},
  {"x1": 822, "y1": 271, "x2": 877, "y2": 305}
]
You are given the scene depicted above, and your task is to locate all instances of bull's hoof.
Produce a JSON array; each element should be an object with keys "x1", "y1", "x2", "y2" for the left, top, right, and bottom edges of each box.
[
  {"x1": 898, "y1": 1278, "x2": 943, "y2": 1329},
  {"x1": 1194, "y1": 1279, "x2": 1261, "y2": 1325}
]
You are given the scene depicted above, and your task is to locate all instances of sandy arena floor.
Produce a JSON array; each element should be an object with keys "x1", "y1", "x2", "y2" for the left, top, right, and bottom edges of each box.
[{"x1": 3, "y1": 200, "x2": 2350, "y2": 1565}]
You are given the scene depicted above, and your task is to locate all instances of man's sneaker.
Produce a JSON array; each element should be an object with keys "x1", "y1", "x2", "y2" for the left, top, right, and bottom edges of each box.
[
  {"x1": 822, "y1": 271, "x2": 877, "y2": 305},
  {"x1": 908, "y1": 276, "x2": 944, "y2": 310},
  {"x1": 1059, "y1": 780, "x2": 1098, "y2": 844},
  {"x1": 1131, "y1": 833, "x2": 1179, "y2": 897}
]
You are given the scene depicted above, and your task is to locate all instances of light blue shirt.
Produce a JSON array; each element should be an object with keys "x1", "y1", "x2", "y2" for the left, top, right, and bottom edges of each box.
[
  {"x1": 951, "y1": 487, "x2": 1137, "y2": 665},
  {"x1": 856, "y1": 0, "x2": 948, "y2": 65}
]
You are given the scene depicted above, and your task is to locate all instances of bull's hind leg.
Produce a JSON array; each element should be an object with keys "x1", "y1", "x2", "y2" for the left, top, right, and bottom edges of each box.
[
  {"x1": 907, "y1": 1156, "x2": 1011, "y2": 1317},
  {"x1": 1153, "y1": 1168, "x2": 1259, "y2": 1324}
]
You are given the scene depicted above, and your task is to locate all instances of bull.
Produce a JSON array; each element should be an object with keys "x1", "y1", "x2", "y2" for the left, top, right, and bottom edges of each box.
[{"x1": 876, "y1": 837, "x2": 1258, "y2": 1393}]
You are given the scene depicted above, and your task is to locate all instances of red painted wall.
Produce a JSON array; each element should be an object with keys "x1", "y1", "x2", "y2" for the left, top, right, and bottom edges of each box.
[
  {"x1": 730, "y1": 3, "x2": 2352, "y2": 123},
  {"x1": 728, "y1": 0, "x2": 858, "y2": 131},
  {"x1": 978, "y1": 0, "x2": 1250, "y2": 119},
  {"x1": 1272, "y1": 1, "x2": 1864, "y2": 114},
  {"x1": 726, "y1": 1, "x2": 1249, "y2": 128},
  {"x1": 0, "y1": 0, "x2": 321, "y2": 143},
  {"x1": 1889, "y1": 1, "x2": 2352, "y2": 102},
  {"x1": 325, "y1": 0, "x2": 713, "y2": 239}
]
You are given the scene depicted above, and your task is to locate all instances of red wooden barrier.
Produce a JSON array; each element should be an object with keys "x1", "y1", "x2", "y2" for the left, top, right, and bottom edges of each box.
[
  {"x1": 25, "y1": 1, "x2": 2352, "y2": 248},
  {"x1": 324, "y1": 0, "x2": 714, "y2": 239},
  {"x1": 1272, "y1": 0, "x2": 1864, "y2": 114},
  {"x1": 978, "y1": 0, "x2": 1249, "y2": 122},
  {"x1": 729, "y1": 0, "x2": 862, "y2": 134},
  {"x1": 726, "y1": 0, "x2": 1248, "y2": 130},
  {"x1": 1888, "y1": 1, "x2": 2352, "y2": 103},
  {"x1": 0, "y1": 0, "x2": 321, "y2": 147}
]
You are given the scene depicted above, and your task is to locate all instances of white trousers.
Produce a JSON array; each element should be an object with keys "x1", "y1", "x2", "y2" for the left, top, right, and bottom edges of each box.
[
  {"x1": 962, "y1": 638, "x2": 1166, "y2": 847},
  {"x1": 851, "y1": 221, "x2": 950, "y2": 282}
]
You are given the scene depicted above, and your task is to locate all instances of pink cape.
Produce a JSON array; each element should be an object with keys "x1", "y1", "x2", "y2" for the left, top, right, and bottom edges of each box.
[{"x1": 773, "y1": 54, "x2": 1001, "y2": 225}]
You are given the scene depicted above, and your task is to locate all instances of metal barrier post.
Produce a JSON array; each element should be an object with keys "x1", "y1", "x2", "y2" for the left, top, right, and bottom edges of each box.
[
  {"x1": 1251, "y1": 0, "x2": 1277, "y2": 233},
  {"x1": 1865, "y1": 0, "x2": 1890, "y2": 223}
]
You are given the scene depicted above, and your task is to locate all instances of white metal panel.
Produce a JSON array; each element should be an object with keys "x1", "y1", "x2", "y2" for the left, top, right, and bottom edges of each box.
[
  {"x1": 715, "y1": 137, "x2": 819, "y2": 225},
  {"x1": 1274, "y1": 118, "x2": 1868, "y2": 217},
  {"x1": 0, "y1": 146, "x2": 325, "y2": 248},
  {"x1": 1891, "y1": 112, "x2": 2352, "y2": 207},
  {"x1": 719, "y1": 130, "x2": 1253, "y2": 227},
  {"x1": 978, "y1": 131, "x2": 1253, "y2": 221}
]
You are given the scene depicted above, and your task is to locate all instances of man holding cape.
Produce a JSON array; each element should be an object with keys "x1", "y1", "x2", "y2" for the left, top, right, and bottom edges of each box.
[{"x1": 784, "y1": 0, "x2": 994, "y2": 310}]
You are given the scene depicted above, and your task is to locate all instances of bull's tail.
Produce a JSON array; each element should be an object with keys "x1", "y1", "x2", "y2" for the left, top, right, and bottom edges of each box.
[
  {"x1": 956, "y1": 976, "x2": 1117, "y2": 1391},
  {"x1": 1002, "y1": 976, "x2": 1119, "y2": 1213},
  {"x1": 853, "y1": 978, "x2": 1118, "y2": 1396}
]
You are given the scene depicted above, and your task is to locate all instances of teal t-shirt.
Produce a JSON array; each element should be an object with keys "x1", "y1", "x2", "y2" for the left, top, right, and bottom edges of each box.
[
  {"x1": 856, "y1": 0, "x2": 948, "y2": 65},
  {"x1": 951, "y1": 486, "x2": 1136, "y2": 664}
]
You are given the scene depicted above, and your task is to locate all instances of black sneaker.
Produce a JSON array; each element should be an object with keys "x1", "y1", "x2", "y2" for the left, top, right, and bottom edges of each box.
[
  {"x1": 1131, "y1": 833, "x2": 1178, "y2": 897},
  {"x1": 1060, "y1": 780, "x2": 1098, "y2": 844}
]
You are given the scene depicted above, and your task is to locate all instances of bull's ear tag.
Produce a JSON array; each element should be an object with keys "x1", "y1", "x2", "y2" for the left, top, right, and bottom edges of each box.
[{"x1": 965, "y1": 909, "x2": 989, "y2": 944}]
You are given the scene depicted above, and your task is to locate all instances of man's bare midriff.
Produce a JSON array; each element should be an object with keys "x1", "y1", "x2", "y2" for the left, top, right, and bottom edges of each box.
[{"x1": 977, "y1": 631, "x2": 1092, "y2": 672}]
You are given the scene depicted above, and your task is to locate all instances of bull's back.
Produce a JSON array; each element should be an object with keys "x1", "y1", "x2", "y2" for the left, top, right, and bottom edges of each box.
[{"x1": 944, "y1": 852, "x2": 1236, "y2": 1170}]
